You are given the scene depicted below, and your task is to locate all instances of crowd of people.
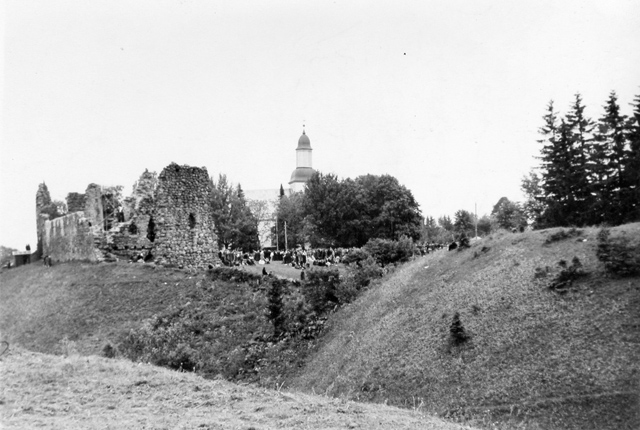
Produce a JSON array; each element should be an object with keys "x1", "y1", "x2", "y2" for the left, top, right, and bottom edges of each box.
[{"x1": 218, "y1": 246, "x2": 351, "y2": 269}]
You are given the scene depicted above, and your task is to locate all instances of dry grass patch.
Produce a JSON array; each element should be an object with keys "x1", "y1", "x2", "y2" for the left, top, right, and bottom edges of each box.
[{"x1": 0, "y1": 347, "x2": 475, "y2": 430}]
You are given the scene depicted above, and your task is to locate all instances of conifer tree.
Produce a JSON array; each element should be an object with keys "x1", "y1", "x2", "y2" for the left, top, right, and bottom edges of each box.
[
  {"x1": 625, "y1": 93, "x2": 640, "y2": 222},
  {"x1": 565, "y1": 94, "x2": 597, "y2": 225},
  {"x1": 537, "y1": 102, "x2": 576, "y2": 226},
  {"x1": 595, "y1": 91, "x2": 629, "y2": 224}
]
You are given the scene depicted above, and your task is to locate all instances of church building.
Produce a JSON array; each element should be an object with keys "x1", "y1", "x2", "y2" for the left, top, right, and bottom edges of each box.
[
  {"x1": 288, "y1": 129, "x2": 314, "y2": 192},
  {"x1": 244, "y1": 128, "x2": 316, "y2": 247}
]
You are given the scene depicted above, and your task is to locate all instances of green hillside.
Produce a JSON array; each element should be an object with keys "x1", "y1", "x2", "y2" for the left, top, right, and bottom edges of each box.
[
  {"x1": 0, "y1": 262, "x2": 201, "y2": 355},
  {"x1": 290, "y1": 225, "x2": 640, "y2": 429},
  {"x1": 1, "y1": 224, "x2": 639, "y2": 429}
]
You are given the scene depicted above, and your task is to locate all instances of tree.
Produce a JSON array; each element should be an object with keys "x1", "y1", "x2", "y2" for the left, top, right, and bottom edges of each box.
[
  {"x1": 566, "y1": 93, "x2": 597, "y2": 225},
  {"x1": 353, "y1": 174, "x2": 422, "y2": 243},
  {"x1": 453, "y1": 209, "x2": 475, "y2": 237},
  {"x1": 624, "y1": 93, "x2": 640, "y2": 222},
  {"x1": 521, "y1": 170, "x2": 545, "y2": 227},
  {"x1": 210, "y1": 174, "x2": 259, "y2": 251},
  {"x1": 491, "y1": 197, "x2": 526, "y2": 230},
  {"x1": 476, "y1": 215, "x2": 493, "y2": 236},
  {"x1": 274, "y1": 192, "x2": 307, "y2": 250},
  {"x1": 302, "y1": 172, "x2": 348, "y2": 246},
  {"x1": 300, "y1": 172, "x2": 422, "y2": 247},
  {"x1": 537, "y1": 102, "x2": 579, "y2": 226},
  {"x1": 438, "y1": 215, "x2": 454, "y2": 232},
  {"x1": 594, "y1": 91, "x2": 630, "y2": 224}
]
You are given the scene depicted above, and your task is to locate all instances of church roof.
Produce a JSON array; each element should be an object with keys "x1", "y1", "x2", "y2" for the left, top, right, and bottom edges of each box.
[
  {"x1": 289, "y1": 167, "x2": 315, "y2": 184},
  {"x1": 297, "y1": 130, "x2": 312, "y2": 149}
]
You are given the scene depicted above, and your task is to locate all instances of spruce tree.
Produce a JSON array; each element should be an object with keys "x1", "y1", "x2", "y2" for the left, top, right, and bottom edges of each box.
[
  {"x1": 595, "y1": 91, "x2": 629, "y2": 224},
  {"x1": 565, "y1": 94, "x2": 596, "y2": 225},
  {"x1": 537, "y1": 101, "x2": 576, "y2": 226},
  {"x1": 625, "y1": 93, "x2": 640, "y2": 222}
]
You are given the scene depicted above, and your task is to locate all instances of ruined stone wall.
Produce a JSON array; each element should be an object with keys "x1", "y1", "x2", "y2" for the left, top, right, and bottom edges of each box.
[
  {"x1": 66, "y1": 192, "x2": 86, "y2": 213},
  {"x1": 43, "y1": 212, "x2": 100, "y2": 262},
  {"x1": 35, "y1": 183, "x2": 53, "y2": 258},
  {"x1": 84, "y1": 184, "x2": 104, "y2": 230},
  {"x1": 153, "y1": 163, "x2": 219, "y2": 269}
]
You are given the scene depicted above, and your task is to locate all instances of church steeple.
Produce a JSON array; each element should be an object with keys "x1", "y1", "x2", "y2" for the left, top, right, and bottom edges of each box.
[{"x1": 289, "y1": 128, "x2": 314, "y2": 192}]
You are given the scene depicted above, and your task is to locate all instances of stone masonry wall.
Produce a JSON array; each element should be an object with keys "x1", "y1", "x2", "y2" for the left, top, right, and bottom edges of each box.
[
  {"x1": 84, "y1": 184, "x2": 104, "y2": 231},
  {"x1": 152, "y1": 163, "x2": 219, "y2": 269},
  {"x1": 43, "y1": 212, "x2": 101, "y2": 262}
]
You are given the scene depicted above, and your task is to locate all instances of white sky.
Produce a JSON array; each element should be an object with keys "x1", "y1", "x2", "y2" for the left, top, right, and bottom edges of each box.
[{"x1": 1, "y1": 0, "x2": 639, "y2": 249}]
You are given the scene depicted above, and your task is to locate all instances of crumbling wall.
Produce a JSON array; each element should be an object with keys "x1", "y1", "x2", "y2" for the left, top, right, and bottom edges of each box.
[
  {"x1": 153, "y1": 163, "x2": 219, "y2": 269},
  {"x1": 84, "y1": 184, "x2": 104, "y2": 231},
  {"x1": 66, "y1": 192, "x2": 86, "y2": 213},
  {"x1": 43, "y1": 213, "x2": 100, "y2": 262},
  {"x1": 35, "y1": 183, "x2": 53, "y2": 258}
]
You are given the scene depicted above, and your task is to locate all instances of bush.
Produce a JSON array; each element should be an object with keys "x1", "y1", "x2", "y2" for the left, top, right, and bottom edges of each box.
[
  {"x1": 364, "y1": 236, "x2": 414, "y2": 267},
  {"x1": 209, "y1": 267, "x2": 262, "y2": 284},
  {"x1": 545, "y1": 227, "x2": 582, "y2": 244},
  {"x1": 341, "y1": 248, "x2": 372, "y2": 266},
  {"x1": 337, "y1": 256, "x2": 384, "y2": 305},
  {"x1": 267, "y1": 279, "x2": 286, "y2": 338},
  {"x1": 449, "y1": 312, "x2": 469, "y2": 345},
  {"x1": 548, "y1": 257, "x2": 586, "y2": 292},
  {"x1": 596, "y1": 228, "x2": 640, "y2": 277},
  {"x1": 302, "y1": 268, "x2": 341, "y2": 314}
]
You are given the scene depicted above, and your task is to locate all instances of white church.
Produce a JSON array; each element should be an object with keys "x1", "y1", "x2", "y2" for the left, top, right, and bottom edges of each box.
[{"x1": 244, "y1": 129, "x2": 315, "y2": 247}]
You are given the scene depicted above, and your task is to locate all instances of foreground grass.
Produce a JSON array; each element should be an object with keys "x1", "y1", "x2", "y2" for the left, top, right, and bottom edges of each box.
[
  {"x1": 0, "y1": 347, "x2": 474, "y2": 430},
  {"x1": 290, "y1": 224, "x2": 640, "y2": 429}
]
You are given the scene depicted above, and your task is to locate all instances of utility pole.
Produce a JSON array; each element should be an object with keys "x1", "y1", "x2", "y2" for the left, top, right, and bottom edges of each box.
[
  {"x1": 284, "y1": 221, "x2": 288, "y2": 252},
  {"x1": 275, "y1": 215, "x2": 279, "y2": 251},
  {"x1": 475, "y1": 203, "x2": 478, "y2": 238}
]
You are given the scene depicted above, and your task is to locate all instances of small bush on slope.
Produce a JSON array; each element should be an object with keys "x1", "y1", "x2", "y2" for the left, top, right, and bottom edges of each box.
[{"x1": 597, "y1": 227, "x2": 640, "y2": 277}]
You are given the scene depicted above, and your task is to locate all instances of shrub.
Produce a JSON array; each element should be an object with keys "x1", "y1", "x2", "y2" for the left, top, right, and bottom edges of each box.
[
  {"x1": 102, "y1": 343, "x2": 117, "y2": 358},
  {"x1": 449, "y1": 312, "x2": 469, "y2": 345},
  {"x1": 545, "y1": 227, "x2": 582, "y2": 244},
  {"x1": 596, "y1": 228, "x2": 640, "y2": 277},
  {"x1": 364, "y1": 236, "x2": 414, "y2": 267},
  {"x1": 337, "y1": 256, "x2": 384, "y2": 305},
  {"x1": 302, "y1": 268, "x2": 341, "y2": 314},
  {"x1": 267, "y1": 279, "x2": 286, "y2": 338},
  {"x1": 341, "y1": 248, "x2": 372, "y2": 266},
  {"x1": 209, "y1": 267, "x2": 261, "y2": 284},
  {"x1": 548, "y1": 257, "x2": 586, "y2": 292}
]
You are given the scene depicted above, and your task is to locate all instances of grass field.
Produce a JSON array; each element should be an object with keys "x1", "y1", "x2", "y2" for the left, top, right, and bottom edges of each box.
[{"x1": 0, "y1": 346, "x2": 475, "y2": 430}]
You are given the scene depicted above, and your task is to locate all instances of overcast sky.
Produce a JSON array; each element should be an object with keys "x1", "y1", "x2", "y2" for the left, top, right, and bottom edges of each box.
[{"x1": 2, "y1": 0, "x2": 639, "y2": 249}]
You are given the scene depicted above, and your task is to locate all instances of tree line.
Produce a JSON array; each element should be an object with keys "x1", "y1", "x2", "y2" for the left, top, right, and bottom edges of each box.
[
  {"x1": 523, "y1": 91, "x2": 640, "y2": 228},
  {"x1": 275, "y1": 172, "x2": 422, "y2": 249}
]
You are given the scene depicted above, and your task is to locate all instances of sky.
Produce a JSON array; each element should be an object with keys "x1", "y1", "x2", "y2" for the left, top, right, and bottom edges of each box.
[{"x1": 1, "y1": 0, "x2": 639, "y2": 250}]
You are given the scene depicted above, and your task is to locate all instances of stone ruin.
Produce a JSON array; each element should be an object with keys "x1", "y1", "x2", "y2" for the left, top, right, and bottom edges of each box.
[{"x1": 37, "y1": 163, "x2": 220, "y2": 270}]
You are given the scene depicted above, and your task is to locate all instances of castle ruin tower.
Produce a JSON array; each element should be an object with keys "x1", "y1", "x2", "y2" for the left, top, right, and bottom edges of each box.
[{"x1": 288, "y1": 128, "x2": 315, "y2": 193}]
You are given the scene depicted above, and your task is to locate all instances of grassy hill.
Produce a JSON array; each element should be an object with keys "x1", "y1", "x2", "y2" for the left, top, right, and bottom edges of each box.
[
  {"x1": 1, "y1": 224, "x2": 639, "y2": 429},
  {"x1": 0, "y1": 347, "x2": 473, "y2": 430},
  {"x1": 0, "y1": 262, "x2": 203, "y2": 355},
  {"x1": 289, "y1": 224, "x2": 640, "y2": 429}
]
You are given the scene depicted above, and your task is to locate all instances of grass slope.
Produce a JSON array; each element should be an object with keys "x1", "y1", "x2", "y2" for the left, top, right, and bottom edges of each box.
[
  {"x1": 0, "y1": 262, "x2": 204, "y2": 355},
  {"x1": 290, "y1": 225, "x2": 640, "y2": 430},
  {"x1": 0, "y1": 347, "x2": 474, "y2": 430}
]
